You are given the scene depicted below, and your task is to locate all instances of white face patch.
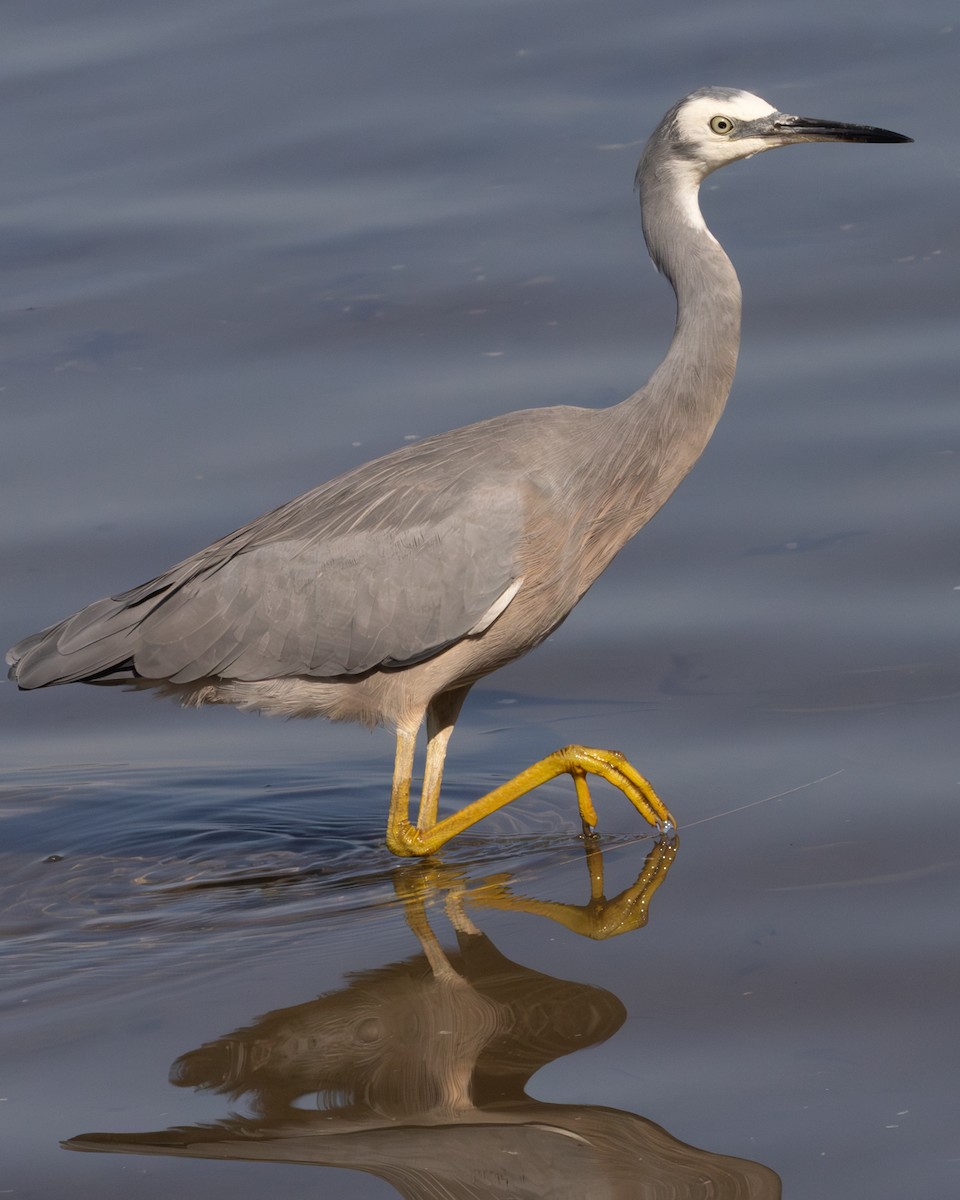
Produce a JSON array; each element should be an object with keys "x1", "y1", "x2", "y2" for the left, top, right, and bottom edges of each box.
[
  {"x1": 675, "y1": 90, "x2": 777, "y2": 138},
  {"x1": 673, "y1": 90, "x2": 781, "y2": 173}
]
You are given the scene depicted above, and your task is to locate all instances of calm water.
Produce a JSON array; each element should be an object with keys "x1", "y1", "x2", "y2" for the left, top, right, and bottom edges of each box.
[{"x1": 2, "y1": 2, "x2": 957, "y2": 1196}]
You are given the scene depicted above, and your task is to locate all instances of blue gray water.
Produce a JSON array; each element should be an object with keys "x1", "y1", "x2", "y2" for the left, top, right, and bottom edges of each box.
[{"x1": 2, "y1": 2, "x2": 957, "y2": 1197}]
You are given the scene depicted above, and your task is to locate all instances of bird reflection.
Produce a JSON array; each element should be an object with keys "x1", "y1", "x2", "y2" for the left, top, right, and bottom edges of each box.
[{"x1": 66, "y1": 837, "x2": 780, "y2": 1197}]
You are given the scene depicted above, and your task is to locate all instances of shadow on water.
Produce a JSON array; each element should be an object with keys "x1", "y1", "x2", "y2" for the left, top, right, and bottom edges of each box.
[{"x1": 63, "y1": 839, "x2": 781, "y2": 1198}]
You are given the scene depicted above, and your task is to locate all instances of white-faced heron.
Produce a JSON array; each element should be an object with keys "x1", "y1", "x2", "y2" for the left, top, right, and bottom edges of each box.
[{"x1": 7, "y1": 88, "x2": 911, "y2": 855}]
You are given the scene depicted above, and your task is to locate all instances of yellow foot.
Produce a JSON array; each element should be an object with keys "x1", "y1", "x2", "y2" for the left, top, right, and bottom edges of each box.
[
  {"x1": 385, "y1": 821, "x2": 437, "y2": 858},
  {"x1": 552, "y1": 746, "x2": 673, "y2": 832},
  {"x1": 385, "y1": 744, "x2": 675, "y2": 857}
]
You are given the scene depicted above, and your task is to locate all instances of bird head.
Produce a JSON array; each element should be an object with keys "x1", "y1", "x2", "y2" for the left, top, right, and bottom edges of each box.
[{"x1": 652, "y1": 86, "x2": 911, "y2": 179}]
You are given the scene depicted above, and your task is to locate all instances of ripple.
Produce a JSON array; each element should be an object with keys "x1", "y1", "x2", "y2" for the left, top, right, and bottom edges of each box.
[{"x1": 0, "y1": 759, "x2": 642, "y2": 1011}]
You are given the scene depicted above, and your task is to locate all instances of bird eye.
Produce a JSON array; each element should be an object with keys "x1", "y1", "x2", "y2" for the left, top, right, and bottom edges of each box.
[{"x1": 709, "y1": 115, "x2": 735, "y2": 135}]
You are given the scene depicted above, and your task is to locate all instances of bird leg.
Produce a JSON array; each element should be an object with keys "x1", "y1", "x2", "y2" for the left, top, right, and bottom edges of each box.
[
  {"x1": 387, "y1": 727, "x2": 419, "y2": 852},
  {"x1": 416, "y1": 686, "x2": 471, "y2": 830},
  {"x1": 417, "y1": 723, "x2": 454, "y2": 830},
  {"x1": 386, "y1": 740, "x2": 674, "y2": 858}
]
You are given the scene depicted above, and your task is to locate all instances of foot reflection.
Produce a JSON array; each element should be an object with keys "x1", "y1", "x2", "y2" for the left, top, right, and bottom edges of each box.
[
  {"x1": 65, "y1": 837, "x2": 780, "y2": 1198},
  {"x1": 463, "y1": 830, "x2": 678, "y2": 938}
]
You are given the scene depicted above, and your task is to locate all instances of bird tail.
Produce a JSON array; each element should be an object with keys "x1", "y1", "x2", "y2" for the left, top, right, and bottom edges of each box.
[
  {"x1": 6, "y1": 591, "x2": 147, "y2": 689},
  {"x1": 6, "y1": 557, "x2": 201, "y2": 690}
]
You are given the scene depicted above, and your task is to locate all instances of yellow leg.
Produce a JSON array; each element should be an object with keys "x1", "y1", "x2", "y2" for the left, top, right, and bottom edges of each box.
[
  {"x1": 386, "y1": 741, "x2": 674, "y2": 858},
  {"x1": 417, "y1": 725, "x2": 451, "y2": 830},
  {"x1": 386, "y1": 728, "x2": 418, "y2": 856},
  {"x1": 416, "y1": 687, "x2": 470, "y2": 831}
]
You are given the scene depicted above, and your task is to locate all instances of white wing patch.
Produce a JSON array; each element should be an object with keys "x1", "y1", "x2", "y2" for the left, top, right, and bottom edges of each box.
[{"x1": 466, "y1": 576, "x2": 524, "y2": 635}]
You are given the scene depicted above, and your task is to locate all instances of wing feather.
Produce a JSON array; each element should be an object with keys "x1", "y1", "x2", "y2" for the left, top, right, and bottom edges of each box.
[{"x1": 8, "y1": 456, "x2": 525, "y2": 687}]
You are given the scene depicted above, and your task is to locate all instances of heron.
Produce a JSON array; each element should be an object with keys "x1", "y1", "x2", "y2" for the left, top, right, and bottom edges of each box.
[{"x1": 7, "y1": 88, "x2": 910, "y2": 856}]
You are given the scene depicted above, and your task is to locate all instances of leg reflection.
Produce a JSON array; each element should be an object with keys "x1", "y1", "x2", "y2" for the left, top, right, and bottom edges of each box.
[{"x1": 459, "y1": 833, "x2": 679, "y2": 939}]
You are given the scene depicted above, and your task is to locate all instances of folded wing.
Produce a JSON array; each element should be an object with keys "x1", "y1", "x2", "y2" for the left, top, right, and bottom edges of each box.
[{"x1": 8, "y1": 463, "x2": 524, "y2": 688}]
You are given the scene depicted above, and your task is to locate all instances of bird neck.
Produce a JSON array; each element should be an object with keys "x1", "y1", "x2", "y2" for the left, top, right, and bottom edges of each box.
[
  {"x1": 601, "y1": 161, "x2": 743, "y2": 536},
  {"x1": 639, "y1": 160, "x2": 742, "y2": 426}
]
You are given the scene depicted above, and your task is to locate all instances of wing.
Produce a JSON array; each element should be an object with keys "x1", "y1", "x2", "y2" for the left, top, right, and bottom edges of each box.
[
  {"x1": 8, "y1": 462, "x2": 525, "y2": 688},
  {"x1": 128, "y1": 492, "x2": 523, "y2": 682}
]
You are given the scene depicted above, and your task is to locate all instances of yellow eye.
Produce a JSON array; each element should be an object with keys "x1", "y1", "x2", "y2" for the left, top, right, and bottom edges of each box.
[{"x1": 709, "y1": 115, "x2": 735, "y2": 135}]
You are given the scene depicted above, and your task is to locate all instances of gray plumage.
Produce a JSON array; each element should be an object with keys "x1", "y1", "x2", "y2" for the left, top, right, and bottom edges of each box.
[{"x1": 7, "y1": 88, "x2": 910, "y2": 854}]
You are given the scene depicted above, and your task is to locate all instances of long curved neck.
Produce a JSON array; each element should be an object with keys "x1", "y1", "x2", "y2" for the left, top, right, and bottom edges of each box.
[
  {"x1": 598, "y1": 159, "x2": 743, "y2": 539},
  {"x1": 639, "y1": 161, "x2": 742, "y2": 417}
]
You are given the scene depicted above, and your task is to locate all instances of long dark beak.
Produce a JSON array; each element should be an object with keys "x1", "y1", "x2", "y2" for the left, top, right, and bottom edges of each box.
[{"x1": 765, "y1": 114, "x2": 913, "y2": 144}]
